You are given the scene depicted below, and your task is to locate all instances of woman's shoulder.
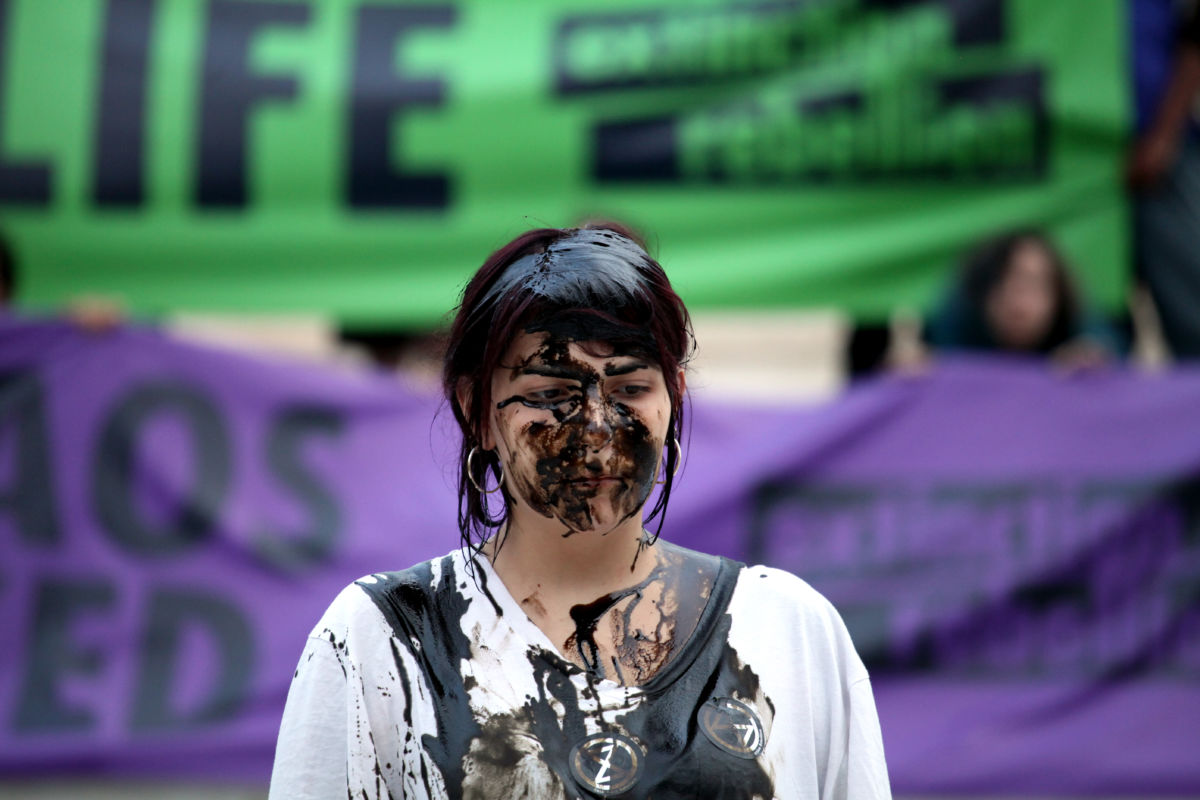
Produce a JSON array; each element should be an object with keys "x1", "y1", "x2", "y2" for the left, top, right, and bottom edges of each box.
[
  {"x1": 733, "y1": 563, "x2": 830, "y2": 600},
  {"x1": 729, "y1": 564, "x2": 849, "y2": 633},
  {"x1": 354, "y1": 550, "x2": 468, "y2": 598},
  {"x1": 727, "y1": 564, "x2": 869, "y2": 680},
  {"x1": 308, "y1": 550, "x2": 470, "y2": 641}
]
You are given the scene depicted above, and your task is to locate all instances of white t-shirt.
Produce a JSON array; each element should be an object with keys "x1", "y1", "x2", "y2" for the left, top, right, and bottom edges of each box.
[{"x1": 269, "y1": 549, "x2": 891, "y2": 799}]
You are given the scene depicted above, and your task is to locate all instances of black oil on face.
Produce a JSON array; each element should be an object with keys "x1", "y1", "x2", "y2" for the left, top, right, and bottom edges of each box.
[{"x1": 491, "y1": 330, "x2": 668, "y2": 536}]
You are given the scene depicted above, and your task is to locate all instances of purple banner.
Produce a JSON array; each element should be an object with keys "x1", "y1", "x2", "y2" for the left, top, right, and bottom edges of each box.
[{"x1": 2, "y1": 318, "x2": 1199, "y2": 794}]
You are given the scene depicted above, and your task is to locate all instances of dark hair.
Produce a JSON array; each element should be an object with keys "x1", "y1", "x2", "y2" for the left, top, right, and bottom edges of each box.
[
  {"x1": 442, "y1": 223, "x2": 693, "y2": 554},
  {"x1": 957, "y1": 230, "x2": 1081, "y2": 353},
  {"x1": 0, "y1": 231, "x2": 14, "y2": 305}
]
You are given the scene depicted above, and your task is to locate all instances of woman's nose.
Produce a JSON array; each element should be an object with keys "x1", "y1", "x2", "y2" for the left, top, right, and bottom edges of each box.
[{"x1": 579, "y1": 391, "x2": 613, "y2": 449}]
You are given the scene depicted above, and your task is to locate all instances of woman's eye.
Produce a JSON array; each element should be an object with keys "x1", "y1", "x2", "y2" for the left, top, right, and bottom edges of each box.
[
  {"x1": 527, "y1": 388, "x2": 577, "y2": 406},
  {"x1": 614, "y1": 384, "x2": 650, "y2": 397}
]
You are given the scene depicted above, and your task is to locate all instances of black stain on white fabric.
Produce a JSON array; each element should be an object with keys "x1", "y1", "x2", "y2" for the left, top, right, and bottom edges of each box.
[{"x1": 359, "y1": 555, "x2": 775, "y2": 799}]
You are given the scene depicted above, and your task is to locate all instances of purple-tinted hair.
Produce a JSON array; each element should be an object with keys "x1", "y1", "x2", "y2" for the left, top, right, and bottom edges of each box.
[{"x1": 442, "y1": 223, "x2": 693, "y2": 552}]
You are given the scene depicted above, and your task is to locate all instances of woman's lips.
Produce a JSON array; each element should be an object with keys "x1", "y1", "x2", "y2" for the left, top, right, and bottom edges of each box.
[{"x1": 566, "y1": 476, "x2": 622, "y2": 488}]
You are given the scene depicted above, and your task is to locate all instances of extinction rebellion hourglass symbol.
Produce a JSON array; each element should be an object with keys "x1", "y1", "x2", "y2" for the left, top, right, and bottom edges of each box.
[
  {"x1": 698, "y1": 697, "x2": 766, "y2": 758},
  {"x1": 569, "y1": 732, "x2": 645, "y2": 797}
]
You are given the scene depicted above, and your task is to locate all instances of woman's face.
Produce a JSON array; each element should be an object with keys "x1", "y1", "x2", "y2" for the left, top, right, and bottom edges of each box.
[
  {"x1": 486, "y1": 330, "x2": 674, "y2": 536},
  {"x1": 985, "y1": 239, "x2": 1059, "y2": 350}
]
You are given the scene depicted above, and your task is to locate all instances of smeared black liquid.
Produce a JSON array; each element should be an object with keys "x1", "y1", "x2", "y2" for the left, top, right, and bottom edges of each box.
[
  {"x1": 360, "y1": 558, "x2": 480, "y2": 797},
  {"x1": 632, "y1": 528, "x2": 653, "y2": 572},
  {"x1": 569, "y1": 579, "x2": 647, "y2": 679},
  {"x1": 494, "y1": 332, "x2": 660, "y2": 536},
  {"x1": 481, "y1": 228, "x2": 655, "y2": 310},
  {"x1": 359, "y1": 553, "x2": 775, "y2": 799},
  {"x1": 526, "y1": 555, "x2": 774, "y2": 799},
  {"x1": 565, "y1": 542, "x2": 715, "y2": 685}
]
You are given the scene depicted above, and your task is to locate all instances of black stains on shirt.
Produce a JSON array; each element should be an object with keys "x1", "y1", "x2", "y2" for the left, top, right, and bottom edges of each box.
[
  {"x1": 359, "y1": 554, "x2": 775, "y2": 799},
  {"x1": 359, "y1": 558, "x2": 478, "y2": 798}
]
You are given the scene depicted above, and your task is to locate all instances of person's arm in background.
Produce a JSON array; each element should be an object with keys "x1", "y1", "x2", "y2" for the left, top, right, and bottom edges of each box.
[{"x1": 1128, "y1": 2, "x2": 1200, "y2": 188}]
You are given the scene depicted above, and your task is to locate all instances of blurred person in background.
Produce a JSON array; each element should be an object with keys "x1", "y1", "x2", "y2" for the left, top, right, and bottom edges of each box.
[
  {"x1": 892, "y1": 230, "x2": 1122, "y2": 371},
  {"x1": 269, "y1": 224, "x2": 891, "y2": 799},
  {"x1": 0, "y1": 230, "x2": 15, "y2": 309},
  {"x1": 338, "y1": 325, "x2": 447, "y2": 388},
  {"x1": 0, "y1": 228, "x2": 124, "y2": 329},
  {"x1": 1128, "y1": 0, "x2": 1200, "y2": 359}
]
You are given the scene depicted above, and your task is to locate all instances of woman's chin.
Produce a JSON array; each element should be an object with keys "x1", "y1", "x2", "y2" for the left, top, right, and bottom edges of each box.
[{"x1": 552, "y1": 502, "x2": 637, "y2": 538}]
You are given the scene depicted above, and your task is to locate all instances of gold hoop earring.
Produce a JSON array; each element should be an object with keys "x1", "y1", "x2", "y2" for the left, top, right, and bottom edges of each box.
[
  {"x1": 467, "y1": 446, "x2": 504, "y2": 494},
  {"x1": 654, "y1": 437, "x2": 682, "y2": 485}
]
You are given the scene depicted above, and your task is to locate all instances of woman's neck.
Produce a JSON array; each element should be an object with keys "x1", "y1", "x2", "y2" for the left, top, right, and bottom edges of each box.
[
  {"x1": 485, "y1": 512, "x2": 657, "y2": 601},
  {"x1": 480, "y1": 515, "x2": 721, "y2": 686}
]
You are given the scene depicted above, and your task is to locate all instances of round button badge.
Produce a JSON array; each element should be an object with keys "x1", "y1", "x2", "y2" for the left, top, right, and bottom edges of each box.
[
  {"x1": 568, "y1": 732, "x2": 644, "y2": 797},
  {"x1": 698, "y1": 697, "x2": 766, "y2": 759}
]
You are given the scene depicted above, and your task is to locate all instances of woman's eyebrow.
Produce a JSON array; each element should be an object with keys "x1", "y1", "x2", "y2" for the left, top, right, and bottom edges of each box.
[
  {"x1": 604, "y1": 361, "x2": 650, "y2": 377},
  {"x1": 517, "y1": 364, "x2": 587, "y2": 379}
]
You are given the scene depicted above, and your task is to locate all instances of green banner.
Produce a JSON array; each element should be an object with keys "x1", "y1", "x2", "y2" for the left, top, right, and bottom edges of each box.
[{"x1": 0, "y1": 0, "x2": 1128, "y2": 324}]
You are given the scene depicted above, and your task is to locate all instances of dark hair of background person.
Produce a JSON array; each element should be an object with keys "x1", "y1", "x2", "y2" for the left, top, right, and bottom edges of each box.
[
  {"x1": 0, "y1": 230, "x2": 15, "y2": 306},
  {"x1": 952, "y1": 229, "x2": 1083, "y2": 354},
  {"x1": 846, "y1": 230, "x2": 1088, "y2": 375},
  {"x1": 442, "y1": 222, "x2": 694, "y2": 556}
]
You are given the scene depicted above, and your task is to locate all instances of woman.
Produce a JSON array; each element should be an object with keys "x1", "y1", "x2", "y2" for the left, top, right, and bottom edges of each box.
[
  {"x1": 924, "y1": 230, "x2": 1121, "y2": 367},
  {"x1": 269, "y1": 225, "x2": 891, "y2": 799}
]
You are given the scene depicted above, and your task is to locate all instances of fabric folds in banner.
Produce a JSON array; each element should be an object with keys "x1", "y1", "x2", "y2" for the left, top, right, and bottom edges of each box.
[{"x1": 1, "y1": 318, "x2": 1198, "y2": 794}]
